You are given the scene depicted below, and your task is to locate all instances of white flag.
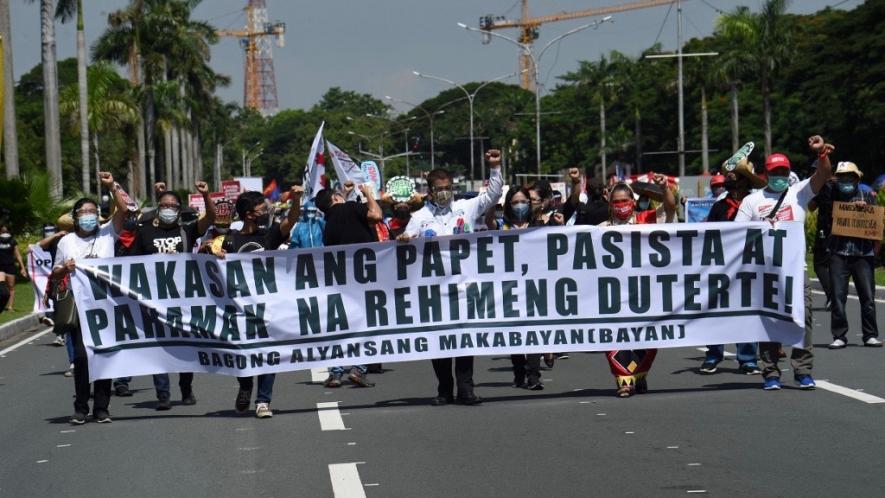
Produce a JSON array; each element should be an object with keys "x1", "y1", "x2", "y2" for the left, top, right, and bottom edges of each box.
[
  {"x1": 303, "y1": 122, "x2": 326, "y2": 203},
  {"x1": 28, "y1": 244, "x2": 54, "y2": 312},
  {"x1": 326, "y1": 140, "x2": 367, "y2": 198}
]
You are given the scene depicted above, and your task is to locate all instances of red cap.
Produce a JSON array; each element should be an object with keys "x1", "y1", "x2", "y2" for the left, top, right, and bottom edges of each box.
[
  {"x1": 710, "y1": 174, "x2": 725, "y2": 186},
  {"x1": 765, "y1": 153, "x2": 791, "y2": 171}
]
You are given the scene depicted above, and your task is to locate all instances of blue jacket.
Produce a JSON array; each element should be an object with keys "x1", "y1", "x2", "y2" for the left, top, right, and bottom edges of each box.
[{"x1": 290, "y1": 218, "x2": 325, "y2": 249}]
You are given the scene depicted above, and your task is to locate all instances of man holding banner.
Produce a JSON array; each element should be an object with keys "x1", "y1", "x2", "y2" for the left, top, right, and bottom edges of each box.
[
  {"x1": 399, "y1": 149, "x2": 504, "y2": 406},
  {"x1": 735, "y1": 135, "x2": 834, "y2": 390}
]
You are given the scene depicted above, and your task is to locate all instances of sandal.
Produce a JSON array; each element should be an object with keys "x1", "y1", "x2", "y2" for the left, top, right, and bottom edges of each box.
[{"x1": 616, "y1": 385, "x2": 635, "y2": 398}]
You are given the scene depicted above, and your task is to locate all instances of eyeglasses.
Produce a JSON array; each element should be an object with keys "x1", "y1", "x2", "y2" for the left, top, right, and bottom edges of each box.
[
  {"x1": 432, "y1": 186, "x2": 453, "y2": 192},
  {"x1": 158, "y1": 203, "x2": 180, "y2": 209}
]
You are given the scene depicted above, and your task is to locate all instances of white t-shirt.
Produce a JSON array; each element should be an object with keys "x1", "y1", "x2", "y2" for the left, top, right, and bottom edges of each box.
[
  {"x1": 53, "y1": 222, "x2": 119, "y2": 267},
  {"x1": 735, "y1": 178, "x2": 814, "y2": 223}
]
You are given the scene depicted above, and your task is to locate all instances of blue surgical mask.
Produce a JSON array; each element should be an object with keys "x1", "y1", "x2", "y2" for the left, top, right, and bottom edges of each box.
[
  {"x1": 767, "y1": 176, "x2": 790, "y2": 193},
  {"x1": 837, "y1": 181, "x2": 857, "y2": 196},
  {"x1": 511, "y1": 203, "x2": 530, "y2": 222},
  {"x1": 78, "y1": 214, "x2": 98, "y2": 232}
]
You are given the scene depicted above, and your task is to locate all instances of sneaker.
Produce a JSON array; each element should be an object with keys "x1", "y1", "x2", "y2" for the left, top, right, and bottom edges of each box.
[
  {"x1": 763, "y1": 377, "x2": 782, "y2": 390},
  {"x1": 255, "y1": 402, "x2": 273, "y2": 418},
  {"x1": 525, "y1": 381, "x2": 544, "y2": 391},
  {"x1": 94, "y1": 411, "x2": 112, "y2": 423},
  {"x1": 181, "y1": 392, "x2": 197, "y2": 405},
  {"x1": 348, "y1": 369, "x2": 375, "y2": 388},
  {"x1": 235, "y1": 388, "x2": 252, "y2": 414},
  {"x1": 64, "y1": 364, "x2": 74, "y2": 378},
  {"x1": 795, "y1": 374, "x2": 816, "y2": 390},
  {"x1": 556, "y1": 353, "x2": 570, "y2": 360},
  {"x1": 699, "y1": 360, "x2": 719, "y2": 374},
  {"x1": 739, "y1": 363, "x2": 762, "y2": 375},
  {"x1": 324, "y1": 375, "x2": 343, "y2": 388},
  {"x1": 156, "y1": 396, "x2": 172, "y2": 411},
  {"x1": 52, "y1": 335, "x2": 65, "y2": 346},
  {"x1": 828, "y1": 338, "x2": 847, "y2": 349},
  {"x1": 114, "y1": 384, "x2": 132, "y2": 397},
  {"x1": 863, "y1": 337, "x2": 883, "y2": 348},
  {"x1": 42, "y1": 316, "x2": 56, "y2": 328},
  {"x1": 70, "y1": 412, "x2": 87, "y2": 425}
]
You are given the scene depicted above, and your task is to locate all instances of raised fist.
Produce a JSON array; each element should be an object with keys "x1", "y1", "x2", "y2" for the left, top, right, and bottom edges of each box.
[
  {"x1": 154, "y1": 182, "x2": 167, "y2": 194},
  {"x1": 485, "y1": 149, "x2": 502, "y2": 167},
  {"x1": 99, "y1": 171, "x2": 114, "y2": 188},
  {"x1": 194, "y1": 181, "x2": 209, "y2": 194},
  {"x1": 808, "y1": 135, "x2": 835, "y2": 155},
  {"x1": 568, "y1": 167, "x2": 581, "y2": 184},
  {"x1": 290, "y1": 184, "x2": 305, "y2": 197}
]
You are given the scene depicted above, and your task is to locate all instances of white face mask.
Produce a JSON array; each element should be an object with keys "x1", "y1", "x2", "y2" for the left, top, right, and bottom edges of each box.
[{"x1": 158, "y1": 208, "x2": 180, "y2": 225}]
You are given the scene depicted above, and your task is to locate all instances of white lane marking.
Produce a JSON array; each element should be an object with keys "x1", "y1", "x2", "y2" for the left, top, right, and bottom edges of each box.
[
  {"x1": 625, "y1": 431, "x2": 634, "y2": 434},
  {"x1": 686, "y1": 490, "x2": 707, "y2": 494},
  {"x1": 347, "y1": 442, "x2": 357, "y2": 446},
  {"x1": 59, "y1": 430, "x2": 75, "y2": 434},
  {"x1": 36, "y1": 460, "x2": 48, "y2": 464},
  {"x1": 237, "y1": 447, "x2": 261, "y2": 451},
  {"x1": 311, "y1": 367, "x2": 329, "y2": 383},
  {"x1": 0, "y1": 328, "x2": 53, "y2": 356},
  {"x1": 56, "y1": 444, "x2": 71, "y2": 448},
  {"x1": 596, "y1": 413, "x2": 606, "y2": 416},
  {"x1": 687, "y1": 463, "x2": 702, "y2": 466},
  {"x1": 695, "y1": 347, "x2": 735, "y2": 358},
  {"x1": 317, "y1": 402, "x2": 347, "y2": 431},
  {"x1": 667, "y1": 446, "x2": 679, "y2": 449},
  {"x1": 579, "y1": 401, "x2": 591, "y2": 404},
  {"x1": 811, "y1": 289, "x2": 885, "y2": 304},
  {"x1": 328, "y1": 463, "x2": 367, "y2": 498},
  {"x1": 816, "y1": 380, "x2": 885, "y2": 404},
  {"x1": 364, "y1": 483, "x2": 380, "y2": 487}
]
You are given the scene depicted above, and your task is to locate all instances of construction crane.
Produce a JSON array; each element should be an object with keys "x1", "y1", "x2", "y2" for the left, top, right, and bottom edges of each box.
[
  {"x1": 478, "y1": 0, "x2": 680, "y2": 91},
  {"x1": 217, "y1": 0, "x2": 285, "y2": 115}
]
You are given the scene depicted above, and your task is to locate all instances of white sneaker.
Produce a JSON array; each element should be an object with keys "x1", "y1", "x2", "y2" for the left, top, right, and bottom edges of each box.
[
  {"x1": 828, "y1": 338, "x2": 847, "y2": 349},
  {"x1": 255, "y1": 402, "x2": 273, "y2": 418},
  {"x1": 64, "y1": 364, "x2": 74, "y2": 377},
  {"x1": 53, "y1": 335, "x2": 65, "y2": 347},
  {"x1": 864, "y1": 337, "x2": 883, "y2": 348}
]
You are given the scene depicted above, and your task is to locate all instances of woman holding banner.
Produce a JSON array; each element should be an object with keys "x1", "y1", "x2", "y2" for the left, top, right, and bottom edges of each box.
[{"x1": 599, "y1": 175, "x2": 675, "y2": 397}]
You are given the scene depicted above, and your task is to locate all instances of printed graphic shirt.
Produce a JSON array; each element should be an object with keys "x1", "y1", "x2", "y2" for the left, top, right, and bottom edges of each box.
[
  {"x1": 132, "y1": 221, "x2": 200, "y2": 255},
  {"x1": 735, "y1": 178, "x2": 814, "y2": 223},
  {"x1": 405, "y1": 168, "x2": 503, "y2": 238}
]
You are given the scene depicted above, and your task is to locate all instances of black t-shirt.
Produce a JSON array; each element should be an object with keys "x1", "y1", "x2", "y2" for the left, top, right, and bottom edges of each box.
[
  {"x1": 222, "y1": 223, "x2": 286, "y2": 253},
  {"x1": 133, "y1": 222, "x2": 200, "y2": 255},
  {"x1": 0, "y1": 236, "x2": 17, "y2": 267},
  {"x1": 813, "y1": 183, "x2": 835, "y2": 240},
  {"x1": 707, "y1": 197, "x2": 743, "y2": 222},
  {"x1": 563, "y1": 198, "x2": 610, "y2": 226},
  {"x1": 323, "y1": 202, "x2": 377, "y2": 246}
]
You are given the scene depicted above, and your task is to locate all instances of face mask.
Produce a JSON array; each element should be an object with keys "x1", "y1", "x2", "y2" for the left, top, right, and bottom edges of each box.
[
  {"x1": 158, "y1": 208, "x2": 180, "y2": 225},
  {"x1": 767, "y1": 176, "x2": 790, "y2": 193},
  {"x1": 837, "y1": 180, "x2": 857, "y2": 196},
  {"x1": 511, "y1": 203, "x2": 530, "y2": 222},
  {"x1": 78, "y1": 214, "x2": 99, "y2": 232},
  {"x1": 215, "y1": 226, "x2": 230, "y2": 235},
  {"x1": 637, "y1": 197, "x2": 651, "y2": 211},
  {"x1": 433, "y1": 189, "x2": 453, "y2": 206},
  {"x1": 306, "y1": 210, "x2": 317, "y2": 220},
  {"x1": 611, "y1": 200, "x2": 634, "y2": 221}
]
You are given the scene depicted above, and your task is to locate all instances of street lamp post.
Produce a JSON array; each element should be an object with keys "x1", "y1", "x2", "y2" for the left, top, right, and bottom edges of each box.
[
  {"x1": 385, "y1": 95, "x2": 450, "y2": 171},
  {"x1": 458, "y1": 16, "x2": 613, "y2": 176},
  {"x1": 241, "y1": 141, "x2": 261, "y2": 176},
  {"x1": 413, "y1": 70, "x2": 520, "y2": 181}
]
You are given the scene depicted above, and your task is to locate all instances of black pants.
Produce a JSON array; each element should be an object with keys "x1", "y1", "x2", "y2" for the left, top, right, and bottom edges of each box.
[
  {"x1": 510, "y1": 354, "x2": 541, "y2": 384},
  {"x1": 431, "y1": 356, "x2": 474, "y2": 397},
  {"x1": 0, "y1": 282, "x2": 9, "y2": 312},
  {"x1": 812, "y1": 246, "x2": 832, "y2": 304},
  {"x1": 70, "y1": 324, "x2": 111, "y2": 415},
  {"x1": 830, "y1": 254, "x2": 879, "y2": 342}
]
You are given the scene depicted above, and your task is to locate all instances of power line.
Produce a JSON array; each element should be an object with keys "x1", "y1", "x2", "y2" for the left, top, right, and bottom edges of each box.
[
  {"x1": 652, "y1": 1, "x2": 675, "y2": 47},
  {"x1": 699, "y1": 0, "x2": 724, "y2": 14}
]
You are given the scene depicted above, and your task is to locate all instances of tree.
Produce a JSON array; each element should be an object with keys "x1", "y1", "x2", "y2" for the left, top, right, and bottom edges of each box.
[
  {"x1": 0, "y1": 0, "x2": 19, "y2": 178},
  {"x1": 56, "y1": 0, "x2": 91, "y2": 193},
  {"x1": 717, "y1": 0, "x2": 795, "y2": 157}
]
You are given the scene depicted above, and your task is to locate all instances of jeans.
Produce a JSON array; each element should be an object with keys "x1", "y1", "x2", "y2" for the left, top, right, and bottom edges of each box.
[
  {"x1": 330, "y1": 365, "x2": 367, "y2": 377},
  {"x1": 759, "y1": 278, "x2": 813, "y2": 379},
  {"x1": 431, "y1": 356, "x2": 474, "y2": 397},
  {"x1": 705, "y1": 343, "x2": 758, "y2": 365},
  {"x1": 65, "y1": 332, "x2": 75, "y2": 364},
  {"x1": 70, "y1": 324, "x2": 111, "y2": 415},
  {"x1": 237, "y1": 374, "x2": 275, "y2": 403},
  {"x1": 829, "y1": 254, "x2": 879, "y2": 342},
  {"x1": 153, "y1": 373, "x2": 195, "y2": 399}
]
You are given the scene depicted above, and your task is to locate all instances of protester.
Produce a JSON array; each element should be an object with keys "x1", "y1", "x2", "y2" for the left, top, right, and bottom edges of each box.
[
  {"x1": 699, "y1": 158, "x2": 767, "y2": 375},
  {"x1": 220, "y1": 187, "x2": 302, "y2": 418},
  {"x1": 198, "y1": 199, "x2": 234, "y2": 256},
  {"x1": 502, "y1": 185, "x2": 544, "y2": 390},
  {"x1": 289, "y1": 201, "x2": 325, "y2": 249},
  {"x1": 809, "y1": 177, "x2": 837, "y2": 311},
  {"x1": 734, "y1": 135, "x2": 834, "y2": 390},
  {"x1": 51, "y1": 172, "x2": 130, "y2": 424},
  {"x1": 132, "y1": 181, "x2": 215, "y2": 410},
  {"x1": 599, "y1": 175, "x2": 675, "y2": 397},
  {"x1": 709, "y1": 174, "x2": 726, "y2": 198},
  {"x1": 562, "y1": 169, "x2": 609, "y2": 226},
  {"x1": 398, "y1": 149, "x2": 504, "y2": 406},
  {"x1": 315, "y1": 183, "x2": 382, "y2": 388},
  {"x1": 812, "y1": 162, "x2": 881, "y2": 349},
  {"x1": 0, "y1": 225, "x2": 28, "y2": 311}
]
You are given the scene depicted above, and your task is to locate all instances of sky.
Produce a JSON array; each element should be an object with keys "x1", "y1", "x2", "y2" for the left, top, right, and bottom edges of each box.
[{"x1": 8, "y1": 0, "x2": 864, "y2": 112}]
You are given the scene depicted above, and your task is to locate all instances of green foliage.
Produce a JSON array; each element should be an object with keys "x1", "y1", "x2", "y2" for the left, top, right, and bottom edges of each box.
[{"x1": 0, "y1": 172, "x2": 78, "y2": 234}]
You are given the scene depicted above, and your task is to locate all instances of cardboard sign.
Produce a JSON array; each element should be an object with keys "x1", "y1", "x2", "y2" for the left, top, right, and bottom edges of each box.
[
  {"x1": 221, "y1": 180, "x2": 242, "y2": 202},
  {"x1": 188, "y1": 194, "x2": 205, "y2": 215},
  {"x1": 831, "y1": 201, "x2": 885, "y2": 240},
  {"x1": 385, "y1": 176, "x2": 416, "y2": 202}
]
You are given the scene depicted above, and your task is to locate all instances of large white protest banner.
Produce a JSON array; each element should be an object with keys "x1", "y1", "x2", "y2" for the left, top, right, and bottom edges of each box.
[
  {"x1": 70, "y1": 223, "x2": 806, "y2": 381},
  {"x1": 28, "y1": 244, "x2": 54, "y2": 312}
]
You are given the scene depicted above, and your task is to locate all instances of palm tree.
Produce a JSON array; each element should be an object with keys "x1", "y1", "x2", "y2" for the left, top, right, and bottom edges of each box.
[
  {"x1": 27, "y1": 0, "x2": 63, "y2": 199},
  {"x1": 59, "y1": 62, "x2": 139, "y2": 195},
  {"x1": 712, "y1": 9, "x2": 754, "y2": 153},
  {"x1": 717, "y1": 0, "x2": 795, "y2": 157},
  {"x1": 56, "y1": 0, "x2": 91, "y2": 193},
  {"x1": 0, "y1": 0, "x2": 20, "y2": 178}
]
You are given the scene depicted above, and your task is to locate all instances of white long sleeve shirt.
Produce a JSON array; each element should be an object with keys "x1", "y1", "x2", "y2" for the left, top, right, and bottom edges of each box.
[{"x1": 405, "y1": 167, "x2": 503, "y2": 237}]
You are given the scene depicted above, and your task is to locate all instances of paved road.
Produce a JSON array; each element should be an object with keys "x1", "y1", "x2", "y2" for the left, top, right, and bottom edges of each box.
[{"x1": 1, "y1": 292, "x2": 883, "y2": 497}]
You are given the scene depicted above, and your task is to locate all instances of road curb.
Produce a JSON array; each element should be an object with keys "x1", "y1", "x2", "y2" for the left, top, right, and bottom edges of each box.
[
  {"x1": 0, "y1": 313, "x2": 42, "y2": 344},
  {"x1": 808, "y1": 278, "x2": 885, "y2": 300}
]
